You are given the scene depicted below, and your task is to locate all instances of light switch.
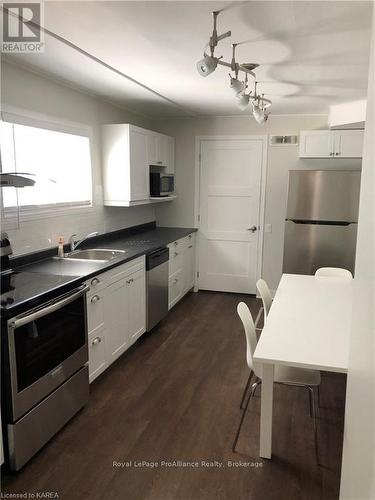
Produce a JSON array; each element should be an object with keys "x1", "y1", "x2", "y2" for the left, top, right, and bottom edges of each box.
[{"x1": 265, "y1": 224, "x2": 272, "y2": 233}]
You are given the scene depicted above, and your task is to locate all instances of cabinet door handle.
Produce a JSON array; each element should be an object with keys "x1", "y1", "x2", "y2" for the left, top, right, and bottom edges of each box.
[
  {"x1": 91, "y1": 278, "x2": 100, "y2": 286},
  {"x1": 335, "y1": 152, "x2": 340, "y2": 156},
  {"x1": 329, "y1": 152, "x2": 334, "y2": 156},
  {"x1": 173, "y1": 241, "x2": 178, "y2": 246},
  {"x1": 247, "y1": 226, "x2": 258, "y2": 233},
  {"x1": 188, "y1": 234, "x2": 192, "y2": 239},
  {"x1": 188, "y1": 245, "x2": 193, "y2": 249},
  {"x1": 157, "y1": 161, "x2": 163, "y2": 165},
  {"x1": 92, "y1": 336, "x2": 102, "y2": 346},
  {"x1": 91, "y1": 295, "x2": 100, "y2": 303},
  {"x1": 126, "y1": 278, "x2": 134, "y2": 284}
]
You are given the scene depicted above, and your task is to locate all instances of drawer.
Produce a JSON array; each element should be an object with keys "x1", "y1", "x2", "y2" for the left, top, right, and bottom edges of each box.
[
  {"x1": 169, "y1": 246, "x2": 183, "y2": 277},
  {"x1": 107, "y1": 255, "x2": 145, "y2": 283},
  {"x1": 85, "y1": 255, "x2": 145, "y2": 290},
  {"x1": 178, "y1": 233, "x2": 195, "y2": 248},
  {"x1": 168, "y1": 270, "x2": 183, "y2": 310},
  {"x1": 86, "y1": 274, "x2": 107, "y2": 294},
  {"x1": 88, "y1": 326, "x2": 107, "y2": 383},
  {"x1": 86, "y1": 289, "x2": 105, "y2": 333}
]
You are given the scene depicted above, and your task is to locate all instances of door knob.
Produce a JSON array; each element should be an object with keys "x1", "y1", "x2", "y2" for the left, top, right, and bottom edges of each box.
[{"x1": 247, "y1": 226, "x2": 258, "y2": 233}]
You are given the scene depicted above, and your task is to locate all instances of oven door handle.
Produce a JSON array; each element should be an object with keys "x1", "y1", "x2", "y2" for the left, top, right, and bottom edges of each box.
[{"x1": 9, "y1": 284, "x2": 90, "y2": 329}]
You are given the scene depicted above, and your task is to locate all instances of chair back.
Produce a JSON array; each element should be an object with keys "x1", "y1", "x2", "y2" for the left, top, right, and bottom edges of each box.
[
  {"x1": 315, "y1": 267, "x2": 353, "y2": 279},
  {"x1": 237, "y1": 302, "x2": 262, "y2": 378},
  {"x1": 256, "y1": 279, "x2": 273, "y2": 321}
]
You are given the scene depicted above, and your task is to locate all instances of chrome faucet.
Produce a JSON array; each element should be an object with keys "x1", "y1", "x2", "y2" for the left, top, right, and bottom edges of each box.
[{"x1": 69, "y1": 232, "x2": 99, "y2": 252}]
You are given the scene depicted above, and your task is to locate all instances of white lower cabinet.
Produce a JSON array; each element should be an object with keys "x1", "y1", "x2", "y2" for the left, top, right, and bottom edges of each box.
[
  {"x1": 86, "y1": 256, "x2": 146, "y2": 382},
  {"x1": 168, "y1": 270, "x2": 184, "y2": 309},
  {"x1": 183, "y1": 236, "x2": 196, "y2": 294},
  {"x1": 168, "y1": 232, "x2": 196, "y2": 310},
  {"x1": 104, "y1": 277, "x2": 130, "y2": 363},
  {"x1": 86, "y1": 235, "x2": 195, "y2": 381},
  {"x1": 88, "y1": 326, "x2": 107, "y2": 383},
  {"x1": 127, "y1": 268, "x2": 146, "y2": 344}
]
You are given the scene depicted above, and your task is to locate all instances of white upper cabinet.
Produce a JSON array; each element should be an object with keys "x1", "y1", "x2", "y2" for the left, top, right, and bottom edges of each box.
[
  {"x1": 102, "y1": 124, "x2": 149, "y2": 205},
  {"x1": 299, "y1": 130, "x2": 364, "y2": 158},
  {"x1": 299, "y1": 131, "x2": 334, "y2": 158},
  {"x1": 333, "y1": 130, "x2": 364, "y2": 158},
  {"x1": 102, "y1": 124, "x2": 175, "y2": 206},
  {"x1": 147, "y1": 131, "x2": 175, "y2": 172}
]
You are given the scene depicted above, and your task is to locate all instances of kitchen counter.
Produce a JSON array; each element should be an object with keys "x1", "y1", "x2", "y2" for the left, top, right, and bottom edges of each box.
[
  {"x1": 1, "y1": 225, "x2": 197, "y2": 317},
  {"x1": 17, "y1": 226, "x2": 197, "y2": 277}
]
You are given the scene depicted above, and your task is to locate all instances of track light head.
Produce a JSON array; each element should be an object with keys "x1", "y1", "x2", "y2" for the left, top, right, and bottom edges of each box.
[
  {"x1": 252, "y1": 101, "x2": 267, "y2": 124},
  {"x1": 197, "y1": 55, "x2": 218, "y2": 77},
  {"x1": 236, "y1": 93, "x2": 250, "y2": 110},
  {"x1": 230, "y1": 75, "x2": 244, "y2": 95}
]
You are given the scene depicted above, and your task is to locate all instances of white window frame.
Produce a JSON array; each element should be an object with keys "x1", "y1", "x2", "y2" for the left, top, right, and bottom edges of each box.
[{"x1": 1, "y1": 106, "x2": 96, "y2": 222}]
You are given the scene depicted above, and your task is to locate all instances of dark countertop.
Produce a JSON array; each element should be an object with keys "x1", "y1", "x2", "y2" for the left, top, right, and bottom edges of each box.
[
  {"x1": 1, "y1": 225, "x2": 197, "y2": 317},
  {"x1": 18, "y1": 226, "x2": 197, "y2": 278}
]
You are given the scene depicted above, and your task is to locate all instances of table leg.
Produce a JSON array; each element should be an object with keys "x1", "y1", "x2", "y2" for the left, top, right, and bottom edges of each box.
[{"x1": 259, "y1": 363, "x2": 274, "y2": 458}]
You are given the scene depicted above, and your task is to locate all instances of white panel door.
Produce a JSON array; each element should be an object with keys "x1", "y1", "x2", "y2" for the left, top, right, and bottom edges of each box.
[{"x1": 199, "y1": 139, "x2": 263, "y2": 294}]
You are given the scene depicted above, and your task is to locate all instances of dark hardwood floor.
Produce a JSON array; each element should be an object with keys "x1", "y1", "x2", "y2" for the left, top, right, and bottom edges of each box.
[{"x1": 2, "y1": 291, "x2": 346, "y2": 500}]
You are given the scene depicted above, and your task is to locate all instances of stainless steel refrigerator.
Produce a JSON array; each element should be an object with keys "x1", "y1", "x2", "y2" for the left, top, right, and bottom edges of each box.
[{"x1": 283, "y1": 170, "x2": 361, "y2": 275}]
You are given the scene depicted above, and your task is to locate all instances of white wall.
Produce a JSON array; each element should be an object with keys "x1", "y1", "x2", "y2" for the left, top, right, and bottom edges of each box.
[
  {"x1": 153, "y1": 115, "x2": 362, "y2": 291},
  {"x1": 329, "y1": 99, "x2": 367, "y2": 129},
  {"x1": 1, "y1": 61, "x2": 156, "y2": 256},
  {"x1": 340, "y1": 8, "x2": 375, "y2": 499}
]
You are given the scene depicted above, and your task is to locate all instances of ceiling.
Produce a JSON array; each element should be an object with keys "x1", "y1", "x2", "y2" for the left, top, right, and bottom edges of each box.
[{"x1": 2, "y1": 1, "x2": 373, "y2": 117}]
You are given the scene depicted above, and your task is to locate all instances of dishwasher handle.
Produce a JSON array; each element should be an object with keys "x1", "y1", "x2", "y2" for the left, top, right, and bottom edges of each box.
[{"x1": 146, "y1": 247, "x2": 169, "y2": 271}]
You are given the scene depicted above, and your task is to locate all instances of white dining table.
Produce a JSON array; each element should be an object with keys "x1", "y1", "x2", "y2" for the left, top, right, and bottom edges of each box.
[{"x1": 253, "y1": 273, "x2": 353, "y2": 459}]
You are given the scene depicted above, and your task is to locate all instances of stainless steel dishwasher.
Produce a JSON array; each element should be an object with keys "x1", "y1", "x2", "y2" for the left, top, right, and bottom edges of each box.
[{"x1": 146, "y1": 247, "x2": 169, "y2": 331}]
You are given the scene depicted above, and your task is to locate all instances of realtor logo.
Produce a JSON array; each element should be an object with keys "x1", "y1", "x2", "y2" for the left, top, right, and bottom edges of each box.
[{"x1": 2, "y1": 2, "x2": 44, "y2": 53}]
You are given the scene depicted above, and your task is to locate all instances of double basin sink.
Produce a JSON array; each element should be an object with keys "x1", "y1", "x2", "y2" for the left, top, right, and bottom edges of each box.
[{"x1": 62, "y1": 249, "x2": 127, "y2": 263}]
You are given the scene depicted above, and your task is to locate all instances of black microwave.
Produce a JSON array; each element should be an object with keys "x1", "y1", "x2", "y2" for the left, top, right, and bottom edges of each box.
[{"x1": 150, "y1": 173, "x2": 175, "y2": 197}]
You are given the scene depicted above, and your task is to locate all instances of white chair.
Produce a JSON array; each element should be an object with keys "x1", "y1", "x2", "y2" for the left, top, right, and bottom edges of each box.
[
  {"x1": 256, "y1": 278, "x2": 273, "y2": 324},
  {"x1": 238, "y1": 279, "x2": 272, "y2": 409},
  {"x1": 315, "y1": 267, "x2": 353, "y2": 279},
  {"x1": 233, "y1": 302, "x2": 321, "y2": 463}
]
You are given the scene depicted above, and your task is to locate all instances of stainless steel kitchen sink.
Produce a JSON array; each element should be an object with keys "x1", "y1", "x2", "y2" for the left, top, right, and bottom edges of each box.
[{"x1": 62, "y1": 249, "x2": 126, "y2": 262}]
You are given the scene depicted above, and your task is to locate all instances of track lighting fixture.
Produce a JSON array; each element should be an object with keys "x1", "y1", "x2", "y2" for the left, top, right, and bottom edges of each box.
[
  {"x1": 252, "y1": 101, "x2": 266, "y2": 124},
  {"x1": 230, "y1": 75, "x2": 244, "y2": 95},
  {"x1": 197, "y1": 10, "x2": 272, "y2": 123},
  {"x1": 235, "y1": 72, "x2": 250, "y2": 110},
  {"x1": 236, "y1": 92, "x2": 250, "y2": 110},
  {"x1": 196, "y1": 55, "x2": 219, "y2": 77}
]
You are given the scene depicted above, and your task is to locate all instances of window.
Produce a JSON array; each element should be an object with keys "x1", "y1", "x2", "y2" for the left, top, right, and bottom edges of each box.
[{"x1": 0, "y1": 120, "x2": 92, "y2": 214}]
